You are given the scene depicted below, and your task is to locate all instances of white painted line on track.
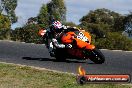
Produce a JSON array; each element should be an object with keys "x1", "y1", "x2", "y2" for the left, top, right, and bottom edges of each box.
[{"x1": 100, "y1": 49, "x2": 132, "y2": 52}]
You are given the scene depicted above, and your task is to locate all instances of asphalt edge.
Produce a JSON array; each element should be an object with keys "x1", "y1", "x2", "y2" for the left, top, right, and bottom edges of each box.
[
  {"x1": 0, "y1": 61, "x2": 76, "y2": 76},
  {"x1": 1, "y1": 40, "x2": 132, "y2": 52}
]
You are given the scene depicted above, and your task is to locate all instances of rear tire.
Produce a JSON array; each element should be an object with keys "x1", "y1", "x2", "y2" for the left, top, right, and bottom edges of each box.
[{"x1": 55, "y1": 49, "x2": 66, "y2": 62}]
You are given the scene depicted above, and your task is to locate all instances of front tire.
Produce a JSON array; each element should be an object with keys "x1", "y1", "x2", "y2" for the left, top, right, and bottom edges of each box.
[{"x1": 85, "y1": 48, "x2": 105, "y2": 64}]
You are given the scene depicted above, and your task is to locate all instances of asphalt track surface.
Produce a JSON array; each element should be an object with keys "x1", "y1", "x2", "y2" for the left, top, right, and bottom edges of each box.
[{"x1": 0, "y1": 40, "x2": 132, "y2": 82}]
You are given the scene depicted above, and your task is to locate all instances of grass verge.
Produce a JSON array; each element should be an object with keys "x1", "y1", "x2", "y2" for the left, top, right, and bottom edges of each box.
[{"x1": 0, "y1": 62, "x2": 131, "y2": 88}]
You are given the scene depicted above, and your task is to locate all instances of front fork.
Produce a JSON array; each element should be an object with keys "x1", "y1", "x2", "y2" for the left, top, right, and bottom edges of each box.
[
  {"x1": 83, "y1": 44, "x2": 95, "y2": 56},
  {"x1": 83, "y1": 45, "x2": 96, "y2": 60}
]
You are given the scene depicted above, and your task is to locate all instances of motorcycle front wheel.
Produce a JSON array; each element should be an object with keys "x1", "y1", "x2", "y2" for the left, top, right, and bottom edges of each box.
[{"x1": 85, "y1": 48, "x2": 105, "y2": 64}]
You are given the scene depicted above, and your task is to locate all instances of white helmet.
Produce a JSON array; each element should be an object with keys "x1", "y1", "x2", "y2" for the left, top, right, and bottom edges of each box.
[{"x1": 52, "y1": 21, "x2": 63, "y2": 29}]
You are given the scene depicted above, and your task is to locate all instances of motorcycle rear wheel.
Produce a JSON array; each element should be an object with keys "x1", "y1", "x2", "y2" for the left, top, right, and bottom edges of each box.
[{"x1": 55, "y1": 49, "x2": 66, "y2": 61}]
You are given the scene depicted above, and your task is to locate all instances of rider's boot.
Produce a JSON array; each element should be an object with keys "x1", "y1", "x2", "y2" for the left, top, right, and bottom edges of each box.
[
  {"x1": 49, "y1": 50, "x2": 55, "y2": 57},
  {"x1": 48, "y1": 42, "x2": 55, "y2": 57}
]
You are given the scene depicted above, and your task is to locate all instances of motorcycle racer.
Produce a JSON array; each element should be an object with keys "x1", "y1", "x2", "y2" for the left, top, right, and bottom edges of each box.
[
  {"x1": 39, "y1": 20, "x2": 105, "y2": 64},
  {"x1": 46, "y1": 20, "x2": 73, "y2": 57}
]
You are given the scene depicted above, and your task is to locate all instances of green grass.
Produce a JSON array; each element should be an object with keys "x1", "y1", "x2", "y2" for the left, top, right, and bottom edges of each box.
[{"x1": 0, "y1": 62, "x2": 131, "y2": 88}]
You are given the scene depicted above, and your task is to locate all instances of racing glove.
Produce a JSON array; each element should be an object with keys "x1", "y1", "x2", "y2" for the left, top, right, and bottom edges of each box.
[{"x1": 52, "y1": 38, "x2": 65, "y2": 48}]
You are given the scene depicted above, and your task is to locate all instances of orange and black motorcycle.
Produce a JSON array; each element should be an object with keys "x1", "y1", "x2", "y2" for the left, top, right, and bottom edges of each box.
[{"x1": 39, "y1": 28, "x2": 105, "y2": 64}]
